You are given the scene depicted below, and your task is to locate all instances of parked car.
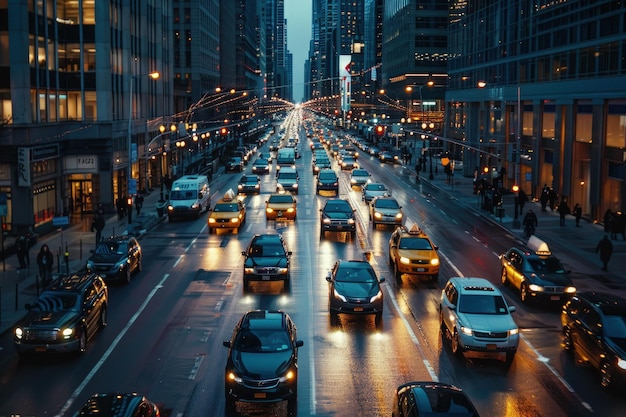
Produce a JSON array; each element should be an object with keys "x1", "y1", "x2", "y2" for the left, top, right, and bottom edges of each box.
[
  {"x1": 320, "y1": 198, "x2": 357, "y2": 239},
  {"x1": 223, "y1": 310, "x2": 303, "y2": 417},
  {"x1": 14, "y1": 271, "x2": 108, "y2": 357},
  {"x1": 242, "y1": 233, "x2": 292, "y2": 292},
  {"x1": 392, "y1": 381, "x2": 481, "y2": 417},
  {"x1": 561, "y1": 292, "x2": 626, "y2": 388},
  {"x1": 73, "y1": 393, "x2": 160, "y2": 417},
  {"x1": 440, "y1": 277, "x2": 519, "y2": 364},
  {"x1": 326, "y1": 259, "x2": 385, "y2": 326},
  {"x1": 86, "y1": 235, "x2": 142, "y2": 284}
]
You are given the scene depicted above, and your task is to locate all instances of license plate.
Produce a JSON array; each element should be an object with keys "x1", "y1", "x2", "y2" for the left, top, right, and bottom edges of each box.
[
  {"x1": 550, "y1": 295, "x2": 560, "y2": 301},
  {"x1": 262, "y1": 275, "x2": 270, "y2": 280},
  {"x1": 278, "y1": 211, "x2": 283, "y2": 216},
  {"x1": 416, "y1": 268, "x2": 426, "y2": 272},
  {"x1": 35, "y1": 346, "x2": 47, "y2": 352},
  {"x1": 486, "y1": 344, "x2": 497, "y2": 350},
  {"x1": 353, "y1": 307, "x2": 364, "y2": 312},
  {"x1": 254, "y1": 393, "x2": 267, "y2": 399}
]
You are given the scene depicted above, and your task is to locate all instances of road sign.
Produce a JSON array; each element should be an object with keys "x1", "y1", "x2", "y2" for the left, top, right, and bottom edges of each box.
[
  {"x1": 52, "y1": 216, "x2": 69, "y2": 226},
  {"x1": 129, "y1": 178, "x2": 137, "y2": 195}
]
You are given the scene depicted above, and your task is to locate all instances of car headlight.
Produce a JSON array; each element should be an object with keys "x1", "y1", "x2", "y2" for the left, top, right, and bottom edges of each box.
[
  {"x1": 15, "y1": 327, "x2": 23, "y2": 339},
  {"x1": 323, "y1": 218, "x2": 331, "y2": 224},
  {"x1": 374, "y1": 212, "x2": 382, "y2": 219},
  {"x1": 565, "y1": 286, "x2": 576, "y2": 293},
  {"x1": 114, "y1": 259, "x2": 128, "y2": 271},
  {"x1": 617, "y1": 358, "x2": 626, "y2": 370},
  {"x1": 227, "y1": 371, "x2": 243, "y2": 384},
  {"x1": 395, "y1": 213, "x2": 403, "y2": 219},
  {"x1": 62, "y1": 327, "x2": 74, "y2": 339},
  {"x1": 191, "y1": 203, "x2": 199, "y2": 209},
  {"x1": 292, "y1": 183, "x2": 298, "y2": 188},
  {"x1": 399, "y1": 256, "x2": 411, "y2": 265},
  {"x1": 279, "y1": 369, "x2": 295, "y2": 383},
  {"x1": 276, "y1": 182, "x2": 283, "y2": 188},
  {"x1": 208, "y1": 218, "x2": 216, "y2": 223},
  {"x1": 278, "y1": 267, "x2": 289, "y2": 274},
  {"x1": 167, "y1": 205, "x2": 174, "y2": 211},
  {"x1": 461, "y1": 326, "x2": 473, "y2": 336},
  {"x1": 244, "y1": 267, "x2": 254, "y2": 274},
  {"x1": 431, "y1": 258, "x2": 440, "y2": 266},
  {"x1": 528, "y1": 284, "x2": 544, "y2": 292},
  {"x1": 266, "y1": 207, "x2": 274, "y2": 213},
  {"x1": 350, "y1": 178, "x2": 357, "y2": 184},
  {"x1": 287, "y1": 208, "x2": 295, "y2": 213},
  {"x1": 255, "y1": 184, "x2": 260, "y2": 189},
  {"x1": 509, "y1": 328, "x2": 519, "y2": 335},
  {"x1": 230, "y1": 217, "x2": 240, "y2": 223},
  {"x1": 348, "y1": 218, "x2": 355, "y2": 224},
  {"x1": 333, "y1": 288, "x2": 347, "y2": 302},
  {"x1": 370, "y1": 290, "x2": 383, "y2": 303},
  {"x1": 237, "y1": 185, "x2": 243, "y2": 190}
]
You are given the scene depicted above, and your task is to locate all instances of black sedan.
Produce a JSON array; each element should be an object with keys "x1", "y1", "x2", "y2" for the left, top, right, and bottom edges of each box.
[
  {"x1": 251, "y1": 158, "x2": 270, "y2": 174},
  {"x1": 320, "y1": 198, "x2": 356, "y2": 238},
  {"x1": 242, "y1": 233, "x2": 292, "y2": 292},
  {"x1": 237, "y1": 174, "x2": 261, "y2": 194},
  {"x1": 74, "y1": 392, "x2": 160, "y2": 416},
  {"x1": 392, "y1": 381, "x2": 481, "y2": 417},
  {"x1": 86, "y1": 236, "x2": 142, "y2": 284},
  {"x1": 326, "y1": 260, "x2": 385, "y2": 326},
  {"x1": 315, "y1": 169, "x2": 339, "y2": 194},
  {"x1": 562, "y1": 292, "x2": 626, "y2": 388}
]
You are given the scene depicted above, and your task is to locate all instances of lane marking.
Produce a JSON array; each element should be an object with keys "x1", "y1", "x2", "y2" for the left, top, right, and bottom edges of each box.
[{"x1": 55, "y1": 273, "x2": 171, "y2": 417}]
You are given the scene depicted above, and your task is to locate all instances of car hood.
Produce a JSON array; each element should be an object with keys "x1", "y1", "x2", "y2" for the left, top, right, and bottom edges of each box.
[
  {"x1": 606, "y1": 337, "x2": 626, "y2": 358},
  {"x1": 232, "y1": 350, "x2": 293, "y2": 378},
  {"x1": 88, "y1": 253, "x2": 125, "y2": 264},
  {"x1": 246, "y1": 256, "x2": 287, "y2": 268},
  {"x1": 334, "y1": 281, "x2": 380, "y2": 299},
  {"x1": 268, "y1": 202, "x2": 295, "y2": 209},
  {"x1": 458, "y1": 312, "x2": 517, "y2": 332},
  {"x1": 528, "y1": 272, "x2": 574, "y2": 287},
  {"x1": 373, "y1": 207, "x2": 400, "y2": 216},
  {"x1": 318, "y1": 178, "x2": 337, "y2": 184},
  {"x1": 324, "y1": 211, "x2": 354, "y2": 220},
  {"x1": 21, "y1": 310, "x2": 78, "y2": 329}
]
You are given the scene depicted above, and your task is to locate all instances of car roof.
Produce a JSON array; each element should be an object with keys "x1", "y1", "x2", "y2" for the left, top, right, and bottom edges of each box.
[
  {"x1": 337, "y1": 259, "x2": 373, "y2": 269},
  {"x1": 576, "y1": 292, "x2": 626, "y2": 316},
  {"x1": 250, "y1": 233, "x2": 283, "y2": 244},
  {"x1": 449, "y1": 277, "x2": 499, "y2": 294},
  {"x1": 75, "y1": 393, "x2": 154, "y2": 417},
  {"x1": 242, "y1": 310, "x2": 287, "y2": 330}
]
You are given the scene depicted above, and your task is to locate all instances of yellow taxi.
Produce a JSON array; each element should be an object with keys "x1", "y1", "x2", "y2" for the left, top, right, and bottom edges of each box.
[
  {"x1": 265, "y1": 188, "x2": 297, "y2": 220},
  {"x1": 208, "y1": 189, "x2": 246, "y2": 233},
  {"x1": 388, "y1": 224, "x2": 440, "y2": 282}
]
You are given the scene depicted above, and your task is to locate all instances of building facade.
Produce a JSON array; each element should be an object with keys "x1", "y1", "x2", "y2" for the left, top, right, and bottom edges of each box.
[{"x1": 445, "y1": 0, "x2": 626, "y2": 221}]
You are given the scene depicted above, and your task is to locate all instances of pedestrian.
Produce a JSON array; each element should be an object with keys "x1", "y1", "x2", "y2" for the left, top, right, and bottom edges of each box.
[
  {"x1": 518, "y1": 189, "x2": 528, "y2": 215},
  {"x1": 523, "y1": 209, "x2": 538, "y2": 238},
  {"x1": 36, "y1": 244, "x2": 54, "y2": 285},
  {"x1": 603, "y1": 209, "x2": 613, "y2": 233},
  {"x1": 91, "y1": 213, "x2": 105, "y2": 245},
  {"x1": 116, "y1": 198, "x2": 125, "y2": 220},
  {"x1": 596, "y1": 234, "x2": 613, "y2": 271},
  {"x1": 613, "y1": 211, "x2": 626, "y2": 241},
  {"x1": 548, "y1": 188, "x2": 558, "y2": 211},
  {"x1": 135, "y1": 194, "x2": 144, "y2": 216},
  {"x1": 96, "y1": 203, "x2": 104, "y2": 216},
  {"x1": 15, "y1": 234, "x2": 29, "y2": 269},
  {"x1": 573, "y1": 203, "x2": 582, "y2": 227},
  {"x1": 557, "y1": 198, "x2": 570, "y2": 226},
  {"x1": 540, "y1": 185, "x2": 549, "y2": 212}
]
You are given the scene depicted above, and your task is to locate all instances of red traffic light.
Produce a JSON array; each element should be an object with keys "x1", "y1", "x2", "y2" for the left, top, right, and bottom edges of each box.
[
  {"x1": 220, "y1": 127, "x2": 228, "y2": 136},
  {"x1": 127, "y1": 197, "x2": 133, "y2": 206},
  {"x1": 375, "y1": 125, "x2": 385, "y2": 136}
]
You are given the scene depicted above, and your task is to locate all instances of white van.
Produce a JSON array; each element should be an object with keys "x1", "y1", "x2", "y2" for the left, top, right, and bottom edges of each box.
[
  {"x1": 167, "y1": 175, "x2": 210, "y2": 220},
  {"x1": 276, "y1": 148, "x2": 296, "y2": 173}
]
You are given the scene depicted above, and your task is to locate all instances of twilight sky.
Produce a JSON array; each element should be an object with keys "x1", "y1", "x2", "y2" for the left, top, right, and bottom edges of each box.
[{"x1": 285, "y1": 0, "x2": 312, "y2": 103}]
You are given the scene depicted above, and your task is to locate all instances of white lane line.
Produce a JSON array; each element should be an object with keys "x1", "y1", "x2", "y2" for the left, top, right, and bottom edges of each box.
[
  {"x1": 304, "y1": 234, "x2": 318, "y2": 415},
  {"x1": 55, "y1": 273, "x2": 171, "y2": 417}
]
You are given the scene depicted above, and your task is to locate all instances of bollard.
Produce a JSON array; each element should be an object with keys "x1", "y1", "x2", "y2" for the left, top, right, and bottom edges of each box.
[{"x1": 64, "y1": 244, "x2": 70, "y2": 274}]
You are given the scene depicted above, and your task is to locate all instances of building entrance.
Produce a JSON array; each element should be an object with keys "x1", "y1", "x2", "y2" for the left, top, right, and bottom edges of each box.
[{"x1": 69, "y1": 178, "x2": 94, "y2": 214}]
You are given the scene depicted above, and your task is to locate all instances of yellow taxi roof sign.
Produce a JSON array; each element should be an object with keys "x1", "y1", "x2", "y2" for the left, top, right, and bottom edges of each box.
[
  {"x1": 527, "y1": 235, "x2": 551, "y2": 256},
  {"x1": 223, "y1": 188, "x2": 236, "y2": 202},
  {"x1": 407, "y1": 224, "x2": 423, "y2": 235}
]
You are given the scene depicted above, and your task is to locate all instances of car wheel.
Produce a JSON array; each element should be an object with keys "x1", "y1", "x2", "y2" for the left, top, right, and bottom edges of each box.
[
  {"x1": 283, "y1": 278, "x2": 291, "y2": 293},
  {"x1": 520, "y1": 282, "x2": 529, "y2": 303},
  {"x1": 600, "y1": 361, "x2": 613, "y2": 388},
  {"x1": 350, "y1": 230, "x2": 356, "y2": 239},
  {"x1": 124, "y1": 267, "x2": 131, "y2": 284},
  {"x1": 562, "y1": 326, "x2": 573, "y2": 351},
  {"x1": 243, "y1": 279, "x2": 250, "y2": 293},
  {"x1": 329, "y1": 311, "x2": 339, "y2": 327},
  {"x1": 394, "y1": 261, "x2": 401, "y2": 281},
  {"x1": 451, "y1": 330, "x2": 464, "y2": 357},
  {"x1": 430, "y1": 273, "x2": 439, "y2": 283},
  {"x1": 77, "y1": 327, "x2": 87, "y2": 354},
  {"x1": 500, "y1": 268, "x2": 508, "y2": 285},
  {"x1": 99, "y1": 306, "x2": 108, "y2": 329},
  {"x1": 287, "y1": 398, "x2": 298, "y2": 417},
  {"x1": 439, "y1": 309, "x2": 446, "y2": 332}
]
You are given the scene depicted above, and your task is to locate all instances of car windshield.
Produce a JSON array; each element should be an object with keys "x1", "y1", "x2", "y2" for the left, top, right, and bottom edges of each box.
[
  {"x1": 526, "y1": 257, "x2": 566, "y2": 273},
  {"x1": 353, "y1": 170, "x2": 368, "y2": 176},
  {"x1": 326, "y1": 202, "x2": 352, "y2": 213},
  {"x1": 249, "y1": 243, "x2": 285, "y2": 257},
  {"x1": 399, "y1": 237, "x2": 432, "y2": 250},
  {"x1": 255, "y1": 159, "x2": 268, "y2": 166},
  {"x1": 234, "y1": 329, "x2": 291, "y2": 353},
  {"x1": 335, "y1": 265, "x2": 377, "y2": 282},
  {"x1": 279, "y1": 172, "x2": 297, "y2": 179},
  {"x1": 368, "y1": 184, "x2": 386, "y2": 191},
  {"x1": 320, "y1": 172, "x2": 336, "y2": 180},
  {"x1": 375, "y1": 199, "x2": 399, "y2": 209},
  {"x1": 33, "y1": 292, "x2": 80, "y2": 312},
  {"x1": 604, "y1": 315, "x2": 626, "y2": 339},
  {"x1": 459, "y1": 294, "x2": 509, "y2": 314},
  {"x1": 241, "y1": 177, "x2": 257, "y2": 184},
  {"x1": 170, "y1": 190, "x2": 196, "y2": 200},
  {"x1": 269, "y1": 195, "x2": 294, "y2": 204},
  {"x1": 95, "y1": 241, "x2": 128, "y2": 255},
  {"x1": 213, "y1": 203, "x2": 240, "y2": 212}
]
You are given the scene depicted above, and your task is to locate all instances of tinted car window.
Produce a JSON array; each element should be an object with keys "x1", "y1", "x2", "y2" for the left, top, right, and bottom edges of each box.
[
  {"x1": 459, "y1": 294, "x2": 509, "y2": 314},
  {"x1": 95, "y1": 241, "x2": 128, "y2": 255},
  {"x1": 399, "y1": 237, "x2": 433, "y2": 250},
  {"x1": 335, "y1": 265, "x2": 377, "y2": 282},
  {"x1": 213, "y1": 203, "x2": 240, "y2": 212},
  {"x1": 526, "y1": 257, "x2": 566, "y2": 273}
]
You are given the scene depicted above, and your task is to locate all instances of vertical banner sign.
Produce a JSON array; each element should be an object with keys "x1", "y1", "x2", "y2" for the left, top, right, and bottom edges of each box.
[
  {"x1": 339, "y1": 55, "x2": 352, "y2": 113},
  {"x1": 17, "y1": 147, "x2": 31, "y2": 187}
]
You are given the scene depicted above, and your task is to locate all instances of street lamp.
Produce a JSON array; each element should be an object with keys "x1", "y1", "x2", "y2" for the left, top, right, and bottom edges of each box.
[
  {"x1": 175, "y1": 139, "x2": 186, "y2": 176},
  {"x1": 127, "y1": 71, "x2": 159, "y2": 231}
]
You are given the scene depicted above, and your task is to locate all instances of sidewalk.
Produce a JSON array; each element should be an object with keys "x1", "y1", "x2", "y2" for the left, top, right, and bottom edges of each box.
[
  {"x1": 416, "y1": 169, "x2": 626, "y2": 293},
  {"x1": 0, "y1": 187, "x2": 167, "y2": 336}
]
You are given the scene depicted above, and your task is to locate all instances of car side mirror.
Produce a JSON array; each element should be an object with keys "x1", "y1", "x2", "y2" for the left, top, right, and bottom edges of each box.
[
  {"x1": 223, "y1": 340, "x2": 231, "y2": 348},
  {"x1": 325, "y1": 272, "x2": 332, "y2": 282},
  {"x1": 295, "y1": 340, "x2": 304, "y2": 347},
  {"x1": 287, "y1": 251, "x2": 293, "y2": 256},
  {"x1": 509, "y1": 306, "x2": 517, "y2": 313},
  {"x1": 390, "y1": 244, "x2": 397, "y2": 249},
  {"x1": 379, "y1": 277, "x2": 386, "y2": 283},
  {"x1": 434, "y1": 245, "x2": 439, "y2": 250}
]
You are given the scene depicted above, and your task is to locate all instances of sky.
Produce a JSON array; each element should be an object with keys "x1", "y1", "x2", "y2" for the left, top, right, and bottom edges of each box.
[{"x1": 285, "y1": 0, "x2": 312, "y2": 103}]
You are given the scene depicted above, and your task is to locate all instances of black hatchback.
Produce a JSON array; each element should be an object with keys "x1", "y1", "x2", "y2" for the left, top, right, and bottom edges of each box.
[{"x1": 223, "y1": 310, "x2": 304, "y2": 417}]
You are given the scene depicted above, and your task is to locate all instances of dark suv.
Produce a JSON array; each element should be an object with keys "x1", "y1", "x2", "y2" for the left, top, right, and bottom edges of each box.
[
  {"x1": 14, "y1": 271, "x2": 108, "y2": 357},
  {"x1": 86, "y1": 236, "x2": 142, "y2": 284},
  {"x1": 223, "y1": 310, "x2": 304, "y2": 417},
  {"x1": 242, "y1": 233, "x2": 292, "y2": 292},
  {"x1": 74, "y1": 393, "x2": 160, "y2": 416},
  {"x1": 561, "y1": 292, "x2": 626, "y2": 388},
  {"x1": 320, "y1": 198, "x2": 356, "y2": 238},
  {"x1": 315, "y1": 169, "x2": 339, "y2": 194}
]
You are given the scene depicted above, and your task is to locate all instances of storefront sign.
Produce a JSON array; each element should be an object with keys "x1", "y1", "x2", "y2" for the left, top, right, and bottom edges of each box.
[
  {"x1": 17, "y1": 147, "x2": 31, "y2": 187},
  {"x1": 64, "y1": 155, "x2": 98, "y2": 173}
]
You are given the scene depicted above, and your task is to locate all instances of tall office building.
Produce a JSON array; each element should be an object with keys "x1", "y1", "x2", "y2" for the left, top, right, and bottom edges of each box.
[
  {"x1": 445, "y1": 0, "x2": 626, "y2": 220},
  {"x1": 0, "y1": 0, "x2": 173, "y2": 235}
]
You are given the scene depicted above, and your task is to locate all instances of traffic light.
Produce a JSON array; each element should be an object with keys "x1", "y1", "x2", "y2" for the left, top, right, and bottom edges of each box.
[
  {"x1": 220, "y1": 127, "x2": 228, "y2": 136},
  {"x1": 375, "y1": 125, "x2": 385, "y2": 137}
]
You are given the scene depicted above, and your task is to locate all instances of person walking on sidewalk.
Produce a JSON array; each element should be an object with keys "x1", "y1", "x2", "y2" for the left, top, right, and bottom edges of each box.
[
  {"x1": 523, "y1": 209, "x2": 538, "y2": 238},
  {"x1": 135, "y1": 194, "x2": 144, "y2": 216},
  {"x1": 37, "y1": 244, "x2": 54, "y2": 285},
  {"x1": 596, "y1": 235, "x2": 613, "y2": 271},
  {"x1": 91, "y1": 213, "x2": 105, "y2": 245},
  {"x1": 15, "y1": 234, "x2": 29, "y2": 269},
  {"x1": 573, "y1": 203, "x2": 582, "y2": 227},
  {"x1": 558, "y1": 198, "x2": 570, "y2": 226}
]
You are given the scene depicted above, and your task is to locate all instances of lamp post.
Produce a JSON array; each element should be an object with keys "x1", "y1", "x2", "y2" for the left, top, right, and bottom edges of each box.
[
  {"x1": 127, "y1": 71, "x2": 159, "y2": 231},
  {"x1": 512, "y1": 85, "x2": 522, "y2": 229},
  {"x1": 175, "y1": 139, "x2": 186, "y2": 176}
]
